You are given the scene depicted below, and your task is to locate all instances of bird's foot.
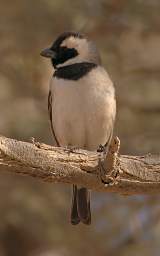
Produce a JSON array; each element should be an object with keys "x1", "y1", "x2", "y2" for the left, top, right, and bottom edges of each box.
[
  {"x1": 64, "y1": 145, "x2": 79, "y2": 154},
  {"x1": 97, "y1": 144, "x2": 106, "y2": 153}
]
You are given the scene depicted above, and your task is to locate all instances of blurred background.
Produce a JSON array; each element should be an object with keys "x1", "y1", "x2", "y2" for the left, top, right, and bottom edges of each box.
[{"x1": 0, "y1": 0, "x2": 160, "y2": 255}]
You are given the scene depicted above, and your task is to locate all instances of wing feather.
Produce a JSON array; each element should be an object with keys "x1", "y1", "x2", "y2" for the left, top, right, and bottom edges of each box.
[{"x1": 48, "y1": 90, "x2": 60, "y2": 146}]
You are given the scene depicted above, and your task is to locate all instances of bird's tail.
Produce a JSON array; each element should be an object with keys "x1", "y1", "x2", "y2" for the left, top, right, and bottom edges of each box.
[{"x1": 71, "y1": 185, "x2": 91, "y2": 225}]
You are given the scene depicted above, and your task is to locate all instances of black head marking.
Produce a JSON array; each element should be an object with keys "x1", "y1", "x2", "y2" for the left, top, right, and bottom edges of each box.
[
  {"x1": 41, "y1": 32, "x2": 85, "y2": 68},
  {"x1": 50, "y1": 32, "x2": 84, "y2": 50},
  {"x1": 51, "y1": 47, "x2": 78, "y2": 67}
]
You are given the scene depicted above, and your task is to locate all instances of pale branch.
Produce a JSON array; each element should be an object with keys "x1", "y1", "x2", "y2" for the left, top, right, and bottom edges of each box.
[{"x1": 0, "y1": 135, "x2": 160, "y2": 195}]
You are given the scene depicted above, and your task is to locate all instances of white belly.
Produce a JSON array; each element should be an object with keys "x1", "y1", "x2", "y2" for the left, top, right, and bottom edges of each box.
[{"x1": 51, "y1": 67, "x2": 116, "y2": 150}]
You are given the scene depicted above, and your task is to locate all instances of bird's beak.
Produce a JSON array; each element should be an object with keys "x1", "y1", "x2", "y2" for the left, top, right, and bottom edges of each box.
[{"x1": 40, "y1": 48, "x2": 56, "y2": 58}]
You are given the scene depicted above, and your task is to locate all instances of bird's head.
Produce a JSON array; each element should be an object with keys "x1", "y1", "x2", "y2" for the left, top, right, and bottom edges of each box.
[{"x1": 40, "y1": 32, "x2": 101, "y2": 68}]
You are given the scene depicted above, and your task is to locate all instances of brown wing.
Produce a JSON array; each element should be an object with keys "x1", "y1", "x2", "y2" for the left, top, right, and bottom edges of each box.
[{"x1": 48, "y1": 90, "x2": 60, "y2": 146}]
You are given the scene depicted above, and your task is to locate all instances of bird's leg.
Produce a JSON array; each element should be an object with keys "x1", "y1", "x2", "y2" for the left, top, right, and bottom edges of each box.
[
  {"x1": 97, "y1": 144, "x2": 106, "y2": 153},
  {"x1": 64, "y1": 145, "x2": 79, "y2": 154},
  {"x1": 63, "y1": 145, "x2": 88, "y2": 156}
]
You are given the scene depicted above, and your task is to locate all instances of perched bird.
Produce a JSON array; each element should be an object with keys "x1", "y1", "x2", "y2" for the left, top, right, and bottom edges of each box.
[{"x1": 41, "y1": 32, "x2": 116, "y2": 225}]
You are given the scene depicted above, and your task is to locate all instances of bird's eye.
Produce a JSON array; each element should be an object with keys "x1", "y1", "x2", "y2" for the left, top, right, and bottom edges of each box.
[
  {"x1": 56, "y1": 46, "x2": 78, "y2": 64},
  {"x1": 58, "y1": 47, "x2": 68, "y2": 57}
]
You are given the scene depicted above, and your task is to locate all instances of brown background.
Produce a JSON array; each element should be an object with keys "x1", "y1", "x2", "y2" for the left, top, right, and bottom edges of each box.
[{"x1": 0, "y1": 0, "x2": 160, "y2": 255}]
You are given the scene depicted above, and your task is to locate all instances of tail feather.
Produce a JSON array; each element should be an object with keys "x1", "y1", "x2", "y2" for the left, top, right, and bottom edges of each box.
[
  {"x1": 71, "y1": 185, "x2": 91, "y2": 225},
  {"x1": 71, "y1": 185, "x2": 80, "y2": 225}
]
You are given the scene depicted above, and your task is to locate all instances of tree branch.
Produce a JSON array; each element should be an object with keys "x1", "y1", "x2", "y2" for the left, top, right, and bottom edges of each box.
[{"x1": 0, "y1": 135, "x2": 160, "y2": 195}]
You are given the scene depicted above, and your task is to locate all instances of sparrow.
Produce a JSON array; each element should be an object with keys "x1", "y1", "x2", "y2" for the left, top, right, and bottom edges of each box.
[{"x1": 41, "y1": 32, "x2": 116, "y2": 225}]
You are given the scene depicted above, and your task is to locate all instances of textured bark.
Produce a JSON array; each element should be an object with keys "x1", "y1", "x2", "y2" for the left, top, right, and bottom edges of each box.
[{"x1": 0, "y1": 135, "x2": 160, "y2": 195}]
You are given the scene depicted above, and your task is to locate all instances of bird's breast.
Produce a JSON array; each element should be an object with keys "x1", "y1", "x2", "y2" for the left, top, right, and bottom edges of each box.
[{"x1": 50, "y1": 67, "x2": 116, "y2": 150}]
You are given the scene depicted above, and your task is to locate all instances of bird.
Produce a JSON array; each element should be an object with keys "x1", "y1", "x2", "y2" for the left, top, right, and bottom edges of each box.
[{"x1": 40, "y1": 31, "x2": 116, "y2": 225}]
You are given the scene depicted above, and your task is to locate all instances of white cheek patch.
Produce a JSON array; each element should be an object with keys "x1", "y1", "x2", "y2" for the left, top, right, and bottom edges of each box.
[
  {"x1": 60, "y1": 36, "x2": 78, "y2": 48},
  {"x1": 60, "y1": 37, "x2": 88, "y2": 54}
]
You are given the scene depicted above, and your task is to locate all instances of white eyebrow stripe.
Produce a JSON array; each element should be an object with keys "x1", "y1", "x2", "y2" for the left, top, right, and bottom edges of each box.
[{"x1": 60, "y1": 37, "x2": 87, "y2": 49}]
